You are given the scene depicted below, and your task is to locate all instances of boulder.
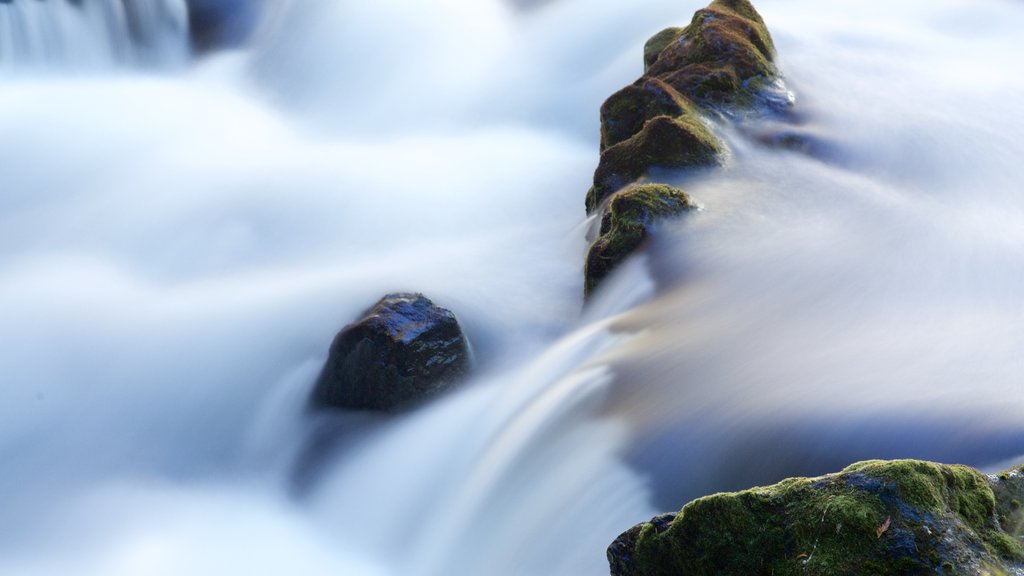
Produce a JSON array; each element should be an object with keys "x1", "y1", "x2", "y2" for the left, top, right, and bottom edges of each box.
[
  {"x1": 645, "y1": 0, "x2": 777, "y2": 108},
  {"x1": 587, "y1": 0, "x2": 780, "y2": 216},
  {"x1": 310, "y1": 293, "x2": 471, "y2": 412},
  {"x1": 582, "y1": 0, "x2": 787, "y2": 297},
  {"x1": 608, "y1": 459, "x2": 1024, "y2": 576},
  {"x1": 600, "y1": 78, "x2": 696, "y2": 152},
  {"x1": 588, "y1": 115, "x2": 720, "y2": 212},
  {"x1": 585, "y1": 184, "x2": 694, "y2": 297}
]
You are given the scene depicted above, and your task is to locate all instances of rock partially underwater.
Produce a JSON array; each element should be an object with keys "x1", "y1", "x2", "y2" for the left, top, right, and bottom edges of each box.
[
  {"x1": 584, "y1": 0, "x2": 786, "y2": 296},
  {"x1": 310, "y1": 293, "x2": 472, "y2": 412},
  {"x1": 643, "y1": 0, "x2": 779, "y2": 109},
  {"x1": 588, "y1": 114, "x2": 720, "y2": 213},
  {"x1": 585, "y1": 184, "x2": 695, "y2": 298},
  {"x1": 588, "y1": 0, "x2": 782, "y2": 214},
  {"x1": 608, "y1": 460, "x2": 1024, "y2": 576}
]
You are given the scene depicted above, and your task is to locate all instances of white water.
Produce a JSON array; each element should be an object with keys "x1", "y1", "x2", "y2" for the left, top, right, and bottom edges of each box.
[{"x1": 1, "y1": 0, "x2": 1023, "y2": 574}]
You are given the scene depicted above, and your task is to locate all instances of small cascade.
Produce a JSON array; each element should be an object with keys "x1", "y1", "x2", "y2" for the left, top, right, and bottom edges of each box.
[{"x1": 0, "y1": 0, "x2": 189, "y2": 69}]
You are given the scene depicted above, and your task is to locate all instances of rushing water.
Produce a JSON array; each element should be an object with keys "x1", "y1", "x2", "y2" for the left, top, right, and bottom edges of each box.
[{"x1": 1, "y1": 0, "x2": 1023, "y2": 574}]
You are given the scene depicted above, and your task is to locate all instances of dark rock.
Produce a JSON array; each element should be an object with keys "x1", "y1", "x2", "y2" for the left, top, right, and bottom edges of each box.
[
  {"x1": 310, "y1": 293, "x2": 471, "y2": 412},
  {"x1": 585, "y1": 184, "x2": 695, "y2": 297},
  {"x1": 608, "y1": 513, "x2": 677, "y2": 576},
  {"x1": 608, "y1": 459, "x2": 1024, "y2": 576}
]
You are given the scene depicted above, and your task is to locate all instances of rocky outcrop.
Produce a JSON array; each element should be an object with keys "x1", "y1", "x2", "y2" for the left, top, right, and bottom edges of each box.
[
  {"x1": 588, "y1": 113, "x2": 720, "y2": 213},
  {"x1": 584, "y1": 0, "x2": 785, "y2": 296},
  {"x1": 608, "y1": 459, "x2": 1024, "y2": 576},
  {"x1": 585, "y1": 184, "x2": 695, "y2": 297},
  {"x1": 310, "y1": 293, "x2": 472, "y2": 412},
  {"x1": 588, "y1": 0, "x2": 782, "y2": 216},
  {"x1": 643, "y1": 0, "x2": 778, "y2": 109}
]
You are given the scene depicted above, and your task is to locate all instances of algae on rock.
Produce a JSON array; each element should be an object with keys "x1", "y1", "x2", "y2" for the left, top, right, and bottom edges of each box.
[
  {"x1": 585, "y1": 184, "x2": 695, "y2": 297},
  {"x1": 645, "y1": 0, "x2": 777, "y2": 108},
  {"x1": 608, "y1": 459, "x2": 1024, "y2": 576},
  {"x1": 590, "y1": 0, "x2": 783, "y2": 210},
  {"x1": 583, "y1": 0, "x2": 784, "y2": 299},
  {"x1": 588, "y1": 116, "x2": 720, "y2": 213}
]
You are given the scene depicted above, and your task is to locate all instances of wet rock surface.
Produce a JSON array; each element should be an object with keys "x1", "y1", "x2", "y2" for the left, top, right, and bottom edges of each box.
[
  {"x1": 608, "y1": 459, "x2": 1024, "y2": 576},
  {"x1": 644, "y1": 0, "x2": 779, "y2": 109},
  {"x1": 584, "y1": 0, "x2": 790, "y2": 297},
  {"x1": 589, "y1": 114, "x2": 720, "y2": 213},
  {"x1": 585, "y1": 184, "x2": 695, "y2": 297},
  {"x1": 310, "y1": 293, "x2": 471, "y2": 412},
  {"x1": 588, "y1": 0, "x2": 782, "y2": 216}
]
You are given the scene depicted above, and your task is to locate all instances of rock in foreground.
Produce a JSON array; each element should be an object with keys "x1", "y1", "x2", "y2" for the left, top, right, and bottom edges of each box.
[
  {"x1": 310, "y1": 293, "x2": 471, "y2": 412},
  {"x1": 609, "y1": 459, "x2": 1024, "y2": 575}
]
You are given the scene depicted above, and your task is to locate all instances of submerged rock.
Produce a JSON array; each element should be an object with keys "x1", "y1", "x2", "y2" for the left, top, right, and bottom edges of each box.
[
  {"x1": 185, "y1": 0, "x2": 264, "y2": 52},
  {"x1": 310, "y1": 293, "x2": 471, "y2": 412},
  {"x1": 608, "y1": 459, "x2": 1024, "y2": 576},
  {"x1": 585, "y1": 184, "x2": 694, "y2": 297}
]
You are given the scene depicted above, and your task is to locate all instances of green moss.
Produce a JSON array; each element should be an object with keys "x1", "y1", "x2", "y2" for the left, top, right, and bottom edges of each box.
[
  {"x1": 709, "y1": 0, "x2": 775, "y2": 57},
  {"x1": 588, "y1": 115, "x2": 720, "y2": 212},
  {"x1": 643, "y1": 27, "x2": 685, "y2": 72},
  {"x1": 643, "y1": 0, "x2": 777, "y2": 108},
  {"x1": 584, "y1": 184, "x2": 693, "y2": 297},
  {"x1": 599, "y1": 78, "x2": 698, "y2": 151},
  {"x1": 842, "y1": 460, "x2": 997, "y2": 529},
  {"x1": 610, "y1": 459, "x2": 1024, "y2": 576}
]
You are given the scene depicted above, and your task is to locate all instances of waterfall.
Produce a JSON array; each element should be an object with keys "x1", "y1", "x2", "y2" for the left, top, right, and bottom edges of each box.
[{"x1": 0, "y1": 0, "x2": 189, "y2": 69}]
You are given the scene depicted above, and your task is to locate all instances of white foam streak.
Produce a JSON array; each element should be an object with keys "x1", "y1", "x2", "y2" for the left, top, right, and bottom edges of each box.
[{"x1": 310, "y1": 322, "x2": 654, "y2": 576}]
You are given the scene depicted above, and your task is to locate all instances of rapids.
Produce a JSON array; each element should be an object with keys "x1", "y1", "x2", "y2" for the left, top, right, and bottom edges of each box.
[{"x1": 1, "y1": 0, "x2": 1022, "y2": 574}]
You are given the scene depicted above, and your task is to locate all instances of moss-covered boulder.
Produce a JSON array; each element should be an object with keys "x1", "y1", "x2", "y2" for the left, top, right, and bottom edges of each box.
[
  {"x1": 585, "y1": 184, "x2": 694, "y2": 297},
  {"x1": 310, "y1": 293, "x2": 471, "y2": 412},
  {"x1": 645, "y1": 0, "x2": 776, "y2": 107},
  {"x1": 583, "y1": 0, "x2": 785, "y2": 293},
  {"x1": 643, "y1": 27, "x2": 686, "y2": 73},
  {"x1": 588, "y1": 0, "x2": 779, "y2": 215},
  {"x1": 600, "y1": 78, "x2": 699, "y2": 152},
  {"x1": 608, "y1": 459, "x2": 1024, "y2": 576},
  {"x1": 588, "y1": 116, "x2": 720, "y2": 212}
]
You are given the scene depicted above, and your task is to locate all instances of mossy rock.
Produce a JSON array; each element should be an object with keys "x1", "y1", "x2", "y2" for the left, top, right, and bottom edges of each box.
[
  {"x1": 645, "y1": 0, "x2": 776, "y2": 107},
  {"x1": 585, "y1": 184, "x2": 694, "y2": 297},
  {"x1": 588, "y1": 115, "x2": 720, "y2": 213},
  {"x1": 608, "y1": 459, "x2": 1024, "y2": 576},
  {"x1": 644, "y1": 27, "x2": 685, "y2": 72},
  {"x1": 586, "y1": 0, "x2": 780, "y2": 216},
  {"x1": 600, "y1": 78, "x2": 701, "y2": 151}
]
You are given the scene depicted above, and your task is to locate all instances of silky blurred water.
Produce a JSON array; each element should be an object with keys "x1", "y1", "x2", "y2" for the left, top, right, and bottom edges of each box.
[{"x1": 0, "y1": 0, "x2": 1022, "y2": 574}]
